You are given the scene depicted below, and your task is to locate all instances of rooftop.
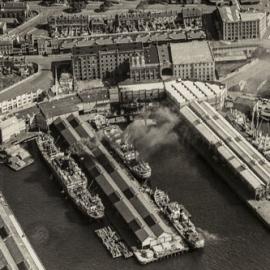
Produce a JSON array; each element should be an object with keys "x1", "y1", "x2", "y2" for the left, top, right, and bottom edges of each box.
[
  {"x1": 218, "y1": 6, "x2": 266, "y2": 23},
  {"x1": 170, "y1": 41, "x2": 214, "y2": 65},
  {"x1": 0, "y1": 1, "x2": 28, "y2": 10},
  {"x1": 144, "y1": 45, "x2": 160, "y2": 64},
  {"x1": 0, "y1": 116, "x2": 19, "y2": 129},
  {"x1": 78, "y1": 89, "x2": 109, "y2": 103},
  {"x1": 164, "y1": 79, "x2": 225, "y2": 107},
  {"x1": 0, "y1": 88, "x2": 42, "y2": 104},
  {"x1": 73, "y1": 42, "x2": 143, "y2": 55},
  {"x1": 38, "y1": 96, "x2": 81, "y2": 119},
  {"x1": 182, "y1": 7, "x2": 202, "y2": 18}
]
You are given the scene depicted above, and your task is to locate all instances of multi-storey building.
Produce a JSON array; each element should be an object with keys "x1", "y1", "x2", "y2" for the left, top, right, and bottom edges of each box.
[
  {"x1": 50, "y1": 10, "x2": 201, "y2": 38},
  {"x1": 48, "y1": 14, "x2": 89, "y2": 37},
  {"x1": 0, "y1": 2, "x2": 29, "y2": 22},
  {"x1": 72, "y1": 42, "x2": 145, "y2": 81},
  {"x1": 0, "y1": 88, "x2": 43, "y2": 114},
  {"x1": 0, "y1": 40, "x2": 13, "y2": 55},
  {"x1": 181, "y1": 7, "x2": 202, "y2": 28},
  {"x1": 170, "y1": 41, "x2": 215, "y2": 81},
  {"x1": 129, "y1": 46, "x2": 161, "y2": 82},
  {"x1": 217, "y1": 6, "x2": 267, "y2": 40}
]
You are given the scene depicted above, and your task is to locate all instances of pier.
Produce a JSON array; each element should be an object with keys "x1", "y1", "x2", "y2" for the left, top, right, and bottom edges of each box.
[
  {"x1": 179, "y1": 101, "x2": 270, "y2": 229},
  {"x1": 51, "y1": 114, "x2": 194, "y2": 264},
  {"x1": 0, "y1": 192, "x2": 46, "y2": 270}
]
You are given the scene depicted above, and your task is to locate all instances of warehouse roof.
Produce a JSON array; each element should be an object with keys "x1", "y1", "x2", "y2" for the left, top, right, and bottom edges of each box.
[
  {"x1": 170, "y1": 41, "x2": 214, "y2": 65},
  {"x1": 179, "y1": 104, "x2": 265, "y2": 192},
  {"x1": 218, "y1": 6, "x2": 265, "y2": 23},
  {"x1": 39, "y1": 96, "x2": 81, "y2": 119}
]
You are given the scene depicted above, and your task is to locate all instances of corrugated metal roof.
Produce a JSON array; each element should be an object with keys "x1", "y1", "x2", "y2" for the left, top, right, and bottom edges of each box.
[
  {"x1": 95, "y1": 174, "x2": 114, "y2": 196},
  {"x1": 179, "y1": 104, "x2": 265, "y2": 192}
]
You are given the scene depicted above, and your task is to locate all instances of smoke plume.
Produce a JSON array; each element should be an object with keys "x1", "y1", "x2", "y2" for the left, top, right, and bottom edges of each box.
[{"x1": 122, "y1": 107, "x2": 180, "y2": 159}]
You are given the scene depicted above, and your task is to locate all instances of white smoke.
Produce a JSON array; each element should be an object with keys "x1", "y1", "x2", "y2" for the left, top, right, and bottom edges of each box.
[
  {"x1": 197, "y1": 228, "x2": 228, "y2": 245},
  {"x1": 122, "y1": 107, "x2": 180, "y2": 159}
]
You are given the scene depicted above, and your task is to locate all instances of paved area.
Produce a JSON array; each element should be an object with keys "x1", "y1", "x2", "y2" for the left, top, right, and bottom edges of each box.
[{"x1": 0, "y1": 192, "x2": 45, "y2": 270}]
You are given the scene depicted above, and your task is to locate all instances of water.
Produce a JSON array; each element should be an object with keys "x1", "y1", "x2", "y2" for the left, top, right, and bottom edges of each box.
[{"x1": 0, "y1": 139, "x2": 270, "y2": 270}]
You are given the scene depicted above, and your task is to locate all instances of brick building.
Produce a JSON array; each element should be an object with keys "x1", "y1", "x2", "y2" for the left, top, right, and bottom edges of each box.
[
  {"x1": 217, "y1": 6, "x2": 267, "y2": 40},
  {"x1": 48, "y1": 14, "x2": 89, "y2": 37},
  {"x1": 0, "y1": 2, "x2": 29, "y2": 23},
  {"x1": 129, "y1": 45, "x2": 161, "y2": 82},
  {"x1": 72, "y1": 42, "x2": 145, "y2": 81},
  {"x1": 0, "y1": 40, "x2": 13, "y2": 55},
  {"x1": 170, "y1": 41, "x2": 215, "y2": 81}
]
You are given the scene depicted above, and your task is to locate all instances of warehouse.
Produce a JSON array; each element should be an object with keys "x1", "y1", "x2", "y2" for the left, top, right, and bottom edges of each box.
[
  {"x1": 179, "y1": 101, "x2": 269, "y2": 199},
  {"x1": 170, "y1": 41, "x2": 215, "y2": 81}
]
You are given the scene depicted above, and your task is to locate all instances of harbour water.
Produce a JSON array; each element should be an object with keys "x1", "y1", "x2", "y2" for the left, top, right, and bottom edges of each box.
[{"x1": 0, "y1": 138, "x2": 270, "y2": 270}]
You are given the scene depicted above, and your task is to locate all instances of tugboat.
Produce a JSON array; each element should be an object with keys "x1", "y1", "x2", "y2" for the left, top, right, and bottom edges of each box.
[
  {"x1": 36, "y1": 133, "x2": 105, "y2": 219},
  {"x1": 103, "y1": 125, "x2": 151, "y2": 180},
  {"x1": 153, "y1": 188, "x2": 205, "y2": 249}
]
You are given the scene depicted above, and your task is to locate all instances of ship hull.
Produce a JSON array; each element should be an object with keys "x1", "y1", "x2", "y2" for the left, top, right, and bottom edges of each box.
[
  {"x1": 36, "y1": 138, "x2": 104, "y2": 219},
  {"x1": 103, "y1": 132, "x2": 151, "y2": 180}
]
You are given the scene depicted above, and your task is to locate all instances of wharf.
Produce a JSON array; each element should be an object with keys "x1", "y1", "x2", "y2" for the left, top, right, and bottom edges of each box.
[
  {"x1": 52, "y1": 114, "x2": 193, "y2": 264},
  {"x1": 0, "y1": 132, "x2": 40, "y2": 151},
  {"x1": 0, "y1": 192, "x2": 46, "y2": 270},
  {"x1": 179, "y1": 101, "x2": 270, "y2": 230},
  {"x1": 248, "y1": 200, "x2": 270, "y2": 230}
]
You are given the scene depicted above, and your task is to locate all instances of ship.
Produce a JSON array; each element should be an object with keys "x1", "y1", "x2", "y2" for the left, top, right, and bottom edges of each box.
[
  {"x1": 91, "y1": 114, "x2": 109, "y2": 130},
  {"x1": 153, "y1": 188, "x2": 205, "y2": 249},
  {"x1": 227, "y1": 106, "x2": 270, "y2": 161},
  {"x1": 5, "y1": 145, "x2": 34, "y2": 171},
  {"x1": 36, "y1": 133, "x2": 105, "y2": 219},
  {"x1": 102, "y1": 125, "x2": 151, "y2": 180}
]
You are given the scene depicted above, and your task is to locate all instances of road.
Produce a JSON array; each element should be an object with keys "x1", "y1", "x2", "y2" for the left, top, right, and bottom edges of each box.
[
  {"x1": 0, "y1": 54, "x2": 72, "y2": 102},
  {"x1": 8, "y1": 3, "x2": 65, "y2": 36}
]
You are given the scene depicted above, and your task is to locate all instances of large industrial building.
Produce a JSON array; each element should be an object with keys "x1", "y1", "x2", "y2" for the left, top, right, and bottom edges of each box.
[
  {"x1": 179, "y1": 101, "x2": 270, "y2": 200},
  {"x1": 170, "y1": 41, "x2": 215, "y2": 81},
  {"x1": 52, "y1": 114, "x2": 184, "y2": 252},
  {"x1": 216, "y1": 5, "x2": 267, "y2": 40},
  {"x1": 72, "y1": 42, "x2": 147, "y2": 81},
  {"x1": 164, "y1": 79, "x2": 227, "y2": 109},
  {"x1": 72, "y1": 41, "x2": 215, "y2": 82}
]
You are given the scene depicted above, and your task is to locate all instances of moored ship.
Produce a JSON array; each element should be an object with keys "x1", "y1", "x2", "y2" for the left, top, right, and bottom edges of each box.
[
  {"x1": 36, "y1": 133, "x2": 105, "y2": 219},
  {"x1": 153, "y1": 188, "x2": 205, "y2": 249},
  {"x1": 91, "y1": 114, "x2": 109, "y2": 130},
  {"x1": 103, "y1": 125, "x2": 151, "y2": 180}
]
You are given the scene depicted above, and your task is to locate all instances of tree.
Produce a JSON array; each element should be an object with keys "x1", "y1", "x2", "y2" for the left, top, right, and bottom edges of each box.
[
  {"x1": 136, "y1": 0, "x2": 148, "y2": 10},
  {"x1": 68, "y1": 0, "x2": 87, "y2": 12}
]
